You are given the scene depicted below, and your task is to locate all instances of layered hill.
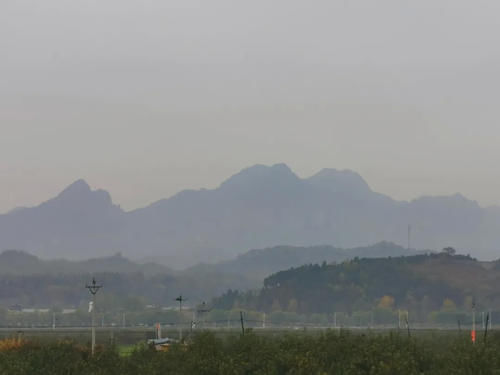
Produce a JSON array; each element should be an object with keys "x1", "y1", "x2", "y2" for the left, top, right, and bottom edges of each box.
[
  {"x1": 0, "y1": 164, "x2": 499, "y2": 268},
  {"x1": 0, "y1": 250, "x2": 250, "y2": 308},
  {"x1": 186, "y1": 241, "x2": 425, "y2": 282},
  {"x1": 0, "y1": 249, "x2": 170, "y2": 277},
  {"x1": 0, "y1": 243, "x2": 420, "y2": 308}
]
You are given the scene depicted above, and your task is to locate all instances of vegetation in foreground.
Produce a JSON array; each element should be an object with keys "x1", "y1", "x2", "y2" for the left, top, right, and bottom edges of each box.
[{"x1": 0, "y1": 330, "x2": 500, "y2": 374}]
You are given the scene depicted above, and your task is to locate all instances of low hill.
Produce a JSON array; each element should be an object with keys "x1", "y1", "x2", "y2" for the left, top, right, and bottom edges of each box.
[{"x1": 0, "y1": 250, "x2": 171, "y2": 277}]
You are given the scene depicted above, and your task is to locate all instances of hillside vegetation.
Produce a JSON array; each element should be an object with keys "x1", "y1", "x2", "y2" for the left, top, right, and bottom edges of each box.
[{"x1": 214, "y1": 253, "x2": 500, "y2": 322}]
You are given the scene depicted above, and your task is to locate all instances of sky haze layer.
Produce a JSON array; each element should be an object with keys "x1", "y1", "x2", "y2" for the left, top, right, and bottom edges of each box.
[{"x1": 2, "y1": 0, "x2": 500, "y2": 212}]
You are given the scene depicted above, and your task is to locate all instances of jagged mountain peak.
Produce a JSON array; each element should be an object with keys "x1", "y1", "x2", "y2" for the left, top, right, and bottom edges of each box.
[
  {"x1": 52, "y1": 179, "x2": 113, "y2": 207},
  {"x1": 58, "y1": 179, "x2": 91, "y2": 196}
]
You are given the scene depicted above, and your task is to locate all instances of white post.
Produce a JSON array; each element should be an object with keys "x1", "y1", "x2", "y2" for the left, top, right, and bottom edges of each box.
[
  {"x1": 91, "y1": 294, "x2": 96, "y2": 355},
  {"x1": 263, "y1": 312, "x2": 266, "y2": 329},
  {"x1": 52, "y1": 312, "x2": 55, "y2": 330},
  {"x1": 334, "y1": 312, "x2": 337, "y2": 328}
]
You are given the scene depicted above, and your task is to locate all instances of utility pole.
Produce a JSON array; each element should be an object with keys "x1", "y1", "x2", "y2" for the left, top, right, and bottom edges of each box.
[
  {"x1": 334, "y1": 312, "x2": 337, "y2": 329},
  {"x1": 175, "y1": 295, "x2": 187, "y2": 341},
  {"x1": 405, "y1": 312, "x2": 411, "y2": 338},
  {"x1": 484, "y1": 312, "x2": 490, "y2": 342},
  {"x1": 85, "y1": 277, "x2": 102, "y2": 356},
  {"x1": 240, "y1": 311, "x2": 245, "y2": 335}
]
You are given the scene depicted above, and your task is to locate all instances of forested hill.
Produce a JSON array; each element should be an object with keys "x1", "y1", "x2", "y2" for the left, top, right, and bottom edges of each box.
[{"x1": 214, "y1": 253, "x2": 500, "y2": 318}]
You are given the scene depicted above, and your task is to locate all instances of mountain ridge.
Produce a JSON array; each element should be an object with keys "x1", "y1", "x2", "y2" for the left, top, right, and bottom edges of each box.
[{"x1": 0, "y1": 164, "x2": 499, "y2": 267}]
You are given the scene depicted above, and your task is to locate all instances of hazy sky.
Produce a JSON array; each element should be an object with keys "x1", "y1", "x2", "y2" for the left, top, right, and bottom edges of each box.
[{"x1": 1, "y1": 0, "x2": 500, "y2": 213}]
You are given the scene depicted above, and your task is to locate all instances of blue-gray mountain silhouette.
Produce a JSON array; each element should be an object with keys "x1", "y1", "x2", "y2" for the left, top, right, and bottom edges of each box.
[{"x1": 0, "y1": 164, "x2": 497, "y2": 268}]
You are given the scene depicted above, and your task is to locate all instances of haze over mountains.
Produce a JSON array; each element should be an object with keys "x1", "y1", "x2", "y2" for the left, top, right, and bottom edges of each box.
[{"x1": 0, "y1": 164, "x2": 498, "y2": 268}]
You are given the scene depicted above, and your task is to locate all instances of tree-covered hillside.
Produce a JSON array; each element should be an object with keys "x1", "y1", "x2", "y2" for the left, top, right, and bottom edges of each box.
[{"x1": 214, "y1": 253, "x2": 500, "y2": 321}]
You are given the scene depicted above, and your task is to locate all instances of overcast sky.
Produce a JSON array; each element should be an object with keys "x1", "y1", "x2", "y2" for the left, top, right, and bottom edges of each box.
[{"x1": 1, "y1": 0, "x2": 500, "y2": 213}]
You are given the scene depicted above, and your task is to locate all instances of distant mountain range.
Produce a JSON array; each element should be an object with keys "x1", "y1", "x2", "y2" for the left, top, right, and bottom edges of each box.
[{"x1": 0, "y1": 164, "x2": 499, "y2": 268}]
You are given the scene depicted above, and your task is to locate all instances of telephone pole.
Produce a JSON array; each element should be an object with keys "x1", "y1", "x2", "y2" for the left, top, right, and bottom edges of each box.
[
  {"x1": 175, "y1": 295, "x2": 187, "y2": 341},
  {"x1": 85, "y1": 277, "x2": 102, "y2": 356},
  {"x1": 240, "y1": 311, "x2": 245, "y2": 335}
]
